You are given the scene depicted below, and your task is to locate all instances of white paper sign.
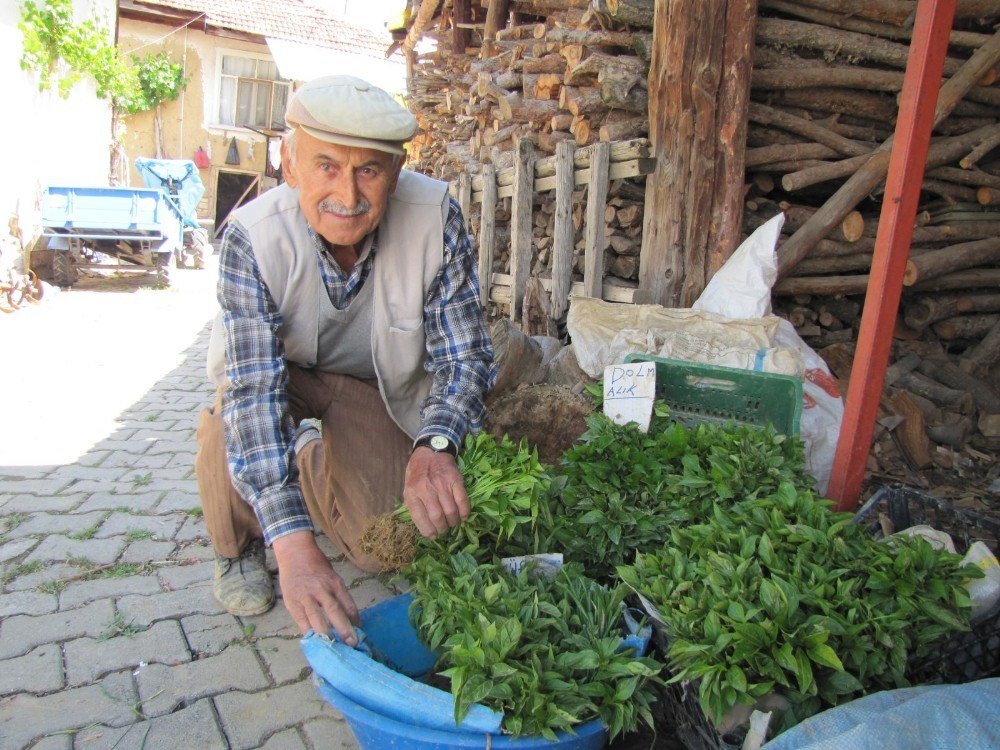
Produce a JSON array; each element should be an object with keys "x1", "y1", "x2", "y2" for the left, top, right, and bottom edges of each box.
[
  {"x1": 501, "y1": 553, "x2": 564, "y2": 578},
  {"x1": 603, "y1": 361, "x2": 657, "y2": 432}
]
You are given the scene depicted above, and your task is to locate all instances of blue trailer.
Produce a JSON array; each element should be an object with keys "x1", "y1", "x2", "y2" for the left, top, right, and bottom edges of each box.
[{"x1": 40, "y1": 185, "x2": 186, "y2": 288}]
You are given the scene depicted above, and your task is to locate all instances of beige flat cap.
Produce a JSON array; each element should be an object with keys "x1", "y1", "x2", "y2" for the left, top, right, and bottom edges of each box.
[{"x1": 285, "y1": 75, "x2": 417, "y2": 156}]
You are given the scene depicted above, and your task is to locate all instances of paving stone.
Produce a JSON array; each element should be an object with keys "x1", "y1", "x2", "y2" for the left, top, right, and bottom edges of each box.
[
  {"x1": 146, "y1": 441, "x2": 199, "y2": 457},
  {"x1": 75, "y1": 491, "x2": 162, "y2": 513},
  {"x1": 3, "y1": 563, "x2": 77, "y2": 592},
  {"x1": 301, "y1": 717, "x2": 358, "y2": 749},
  {"x1": 0, "y1": 537, "x2": 39, "y2": 563},
  {"x1": 158, "y1": 559, "x2": 213, "y2": 590},
  {"x1": 0, "y1": 494, "x2": 84, "y2": 513},
  {"x1": 346, "y1": 576, "x2": 393, "y2": 611},
  {"x1": 155, "y1": 490, "x2": 202, "y2": 513},
  {"x1": 24, "y1": 536, "x2": 122, "y2": 566},
  {"x1": 0, "y1": 673, "x2": 136, "y2": 750},
  {"x1": 173, "y1": 514, "x2": 209, "y2": 543},
  {"x1": 0, "y1": 589, "x2": 57, "y2": 618},
  {"x1": 0, "y1": 599, "x2": 114, "y2": 659},
  {"x1": 5, "y1": 511, "x2": 108, "y2": 540},
  {"x1": 175, "y1": 541, "x2": 214, "y2": 561},
  {"x1": 120, "y1": 539, "x2": 177, "y2": 564},
  {"x1": 0, "y1": 466, "x2": 57, "y2": 481},
  {"x1": 256, "y1": 636, "x2": 311, "y2": 685},
  {"x1": 51, "y1": 466, "x2": 128, "y2": 482},
  {"x1": 240, "y1": 599, "x2": 298, "y2": 639},
  {"x1": 136, "y1": 643, "x2": 269, "y2": 717},
  {"x1": 95, "y1": 512, "x2": 180, "y2": 540},
  {"x1": 76, "y1": 450, "x2": 112, "y2": 467},
  {"x1": 99, "y1": 451, "x2": 174, "y2": 469},
  {"x1": 0, "y1": 478, "x2": 74, "y2": 496},
  {"x1": 259, "y1": 728, "x2": 308, "y2": 750},
  {"x1": 182, "y1": 614, "x2": 245, "y2": 657},
  {"x1": 0, "y1": 643, "x2": 63, "y2": 696},
  {"x1": 117, "y1": 585, "x2": 224, "y2": 628},
  {"x1": 64, "y1": 619, "x2": 190, "y2": 686},
  {"x1": 76, "y1": 698, "x2": 227, "y2": 750},
  {"x1": 62, "y1": 479, "x2": 152, "y2": 495},
  {"x1": 60, "y1": 574, "x2": 162, "y2": 609},
  {"x1": 215, "y1": 679, "x2": 331, "y2": 750},
  {"x1": 23, "y1": 735, "x2": 71, "y2": 750},
  {"x1": 91, "y1": 438, "x2": 147, "y2": 455}
]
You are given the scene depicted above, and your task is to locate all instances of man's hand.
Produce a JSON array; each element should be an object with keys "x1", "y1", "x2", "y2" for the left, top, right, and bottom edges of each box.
[
  {"x1": 271, "y1": 530, "x2": 360, "y2": 645},
  {"x1": 403, "y1": 447, "x2": 469, "y2": 538}
]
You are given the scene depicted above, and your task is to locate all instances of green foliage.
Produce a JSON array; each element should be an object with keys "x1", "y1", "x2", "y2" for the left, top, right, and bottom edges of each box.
[{"x1": 19, "y1": 0, "x2": 186, "y2": 112}]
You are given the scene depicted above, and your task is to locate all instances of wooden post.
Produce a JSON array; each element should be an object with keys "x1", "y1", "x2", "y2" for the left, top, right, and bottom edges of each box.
[
  {"x1": 706, "y1": 0, "x2": 759, "y2": 276},
  {"x1": 827, "y1": 0, "x2": 957, "y2": 512},
  {"x1": 637, "y1": 0, "x2": 729, "y2": 307},
  {"x1": 482, "y1": 0, "x2": 511, "y2": 58},
  {"x1": 457, "y1": 172, "x2": 472, "y2": 235},
  {"x1": 584, "y1": 141, "x2": 610, "y2": 298},
  {"x1": 550, "y1": 140, "x2": 576, "y2": 318},
  {"x1": 478, "y1": 165, "x2": 498, "y2": 305},
  {"x1": 453, "y1": 0, "x2": 471, "y2": 54},
  {"x1": 509, "y1": 138, "x2": 535, "y2": 322}
]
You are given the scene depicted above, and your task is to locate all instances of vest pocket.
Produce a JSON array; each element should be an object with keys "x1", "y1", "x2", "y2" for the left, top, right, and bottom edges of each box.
[{"x1": 387, "y1": 319, "x2": 426, "y2": 367}]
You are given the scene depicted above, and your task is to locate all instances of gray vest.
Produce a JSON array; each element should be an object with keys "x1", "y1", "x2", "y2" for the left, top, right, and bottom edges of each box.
[{"x1": 207, "y1": 170, "x2": 450, "y2": 438}]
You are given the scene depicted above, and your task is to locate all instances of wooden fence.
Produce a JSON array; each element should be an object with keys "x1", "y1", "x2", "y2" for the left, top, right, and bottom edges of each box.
[{"x1": 449, "y1": 137, "x2": 655, "y2": 323}]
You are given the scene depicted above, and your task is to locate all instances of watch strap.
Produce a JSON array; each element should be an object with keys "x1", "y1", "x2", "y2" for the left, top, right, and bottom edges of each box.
[{"x1": 412, "y1": 435, "x2": 458, "y2": 457}]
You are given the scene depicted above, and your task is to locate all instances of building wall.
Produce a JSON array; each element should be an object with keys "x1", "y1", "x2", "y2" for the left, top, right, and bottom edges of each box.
[
  {"x1": 0, "y1": 0, "x2": 116, "y2": 267},
  {"x1": 118, "y1": 18, "x2": 274, "y2": 235}
]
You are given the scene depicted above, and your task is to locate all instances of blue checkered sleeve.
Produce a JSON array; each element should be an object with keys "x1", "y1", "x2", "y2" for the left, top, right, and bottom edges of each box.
[
  {"x1": 416, "y1": 198, "x2": 497, "y2": 449},
  {"x1": 217, "y1": 222, "x2": 313, "y2": 544}
]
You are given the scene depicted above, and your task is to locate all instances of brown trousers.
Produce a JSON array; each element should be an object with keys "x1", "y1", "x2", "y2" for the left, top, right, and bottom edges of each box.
[{"x1": 194, "y1": 365, "x2": 413, "y2": 572}]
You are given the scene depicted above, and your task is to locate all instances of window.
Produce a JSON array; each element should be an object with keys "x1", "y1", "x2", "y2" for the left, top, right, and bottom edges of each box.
[{"x1": 218, "y1": 54, "x2": 290, "y2": 130}]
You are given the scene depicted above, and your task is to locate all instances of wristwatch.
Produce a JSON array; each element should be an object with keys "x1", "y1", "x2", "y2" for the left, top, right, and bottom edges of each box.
[{"x1": 412, "y1": 434, "x2": 458, "y2": 457}]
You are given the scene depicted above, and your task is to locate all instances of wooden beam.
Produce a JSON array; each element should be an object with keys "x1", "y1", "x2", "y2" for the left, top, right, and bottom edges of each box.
[
  {"x1": 478, "y1": 165, "x2": 497, "y2": 305},
  {"x1": 549, "y1": 140, "x2": 575, "y2": 319},
  {"x1": 583, "y1": 141, "x2": 610, "y2": 299},
  {"x1": 509, "y1": 138, "x2": 535, "y2": 322}
]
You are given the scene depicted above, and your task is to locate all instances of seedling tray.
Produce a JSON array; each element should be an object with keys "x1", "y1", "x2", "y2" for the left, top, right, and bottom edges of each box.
[{"x1": 623, "y1": 354, "x2": 802, "y2": 436}]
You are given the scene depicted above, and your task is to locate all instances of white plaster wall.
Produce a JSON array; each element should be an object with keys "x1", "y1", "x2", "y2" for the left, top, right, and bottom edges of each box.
[{"x1": 1, "y1": 0, "x2": 115, "y2": 254}]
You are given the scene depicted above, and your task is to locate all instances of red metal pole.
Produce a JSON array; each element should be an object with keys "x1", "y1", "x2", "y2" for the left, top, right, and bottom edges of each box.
[{"x1": 826, "y1": 0, "x2": 957, "y2": 512}]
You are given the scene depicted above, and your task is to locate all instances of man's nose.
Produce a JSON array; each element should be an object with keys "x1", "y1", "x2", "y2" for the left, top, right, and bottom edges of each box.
[{"x1": 331, "y1": 171, "x2": 359, "y2": 209}]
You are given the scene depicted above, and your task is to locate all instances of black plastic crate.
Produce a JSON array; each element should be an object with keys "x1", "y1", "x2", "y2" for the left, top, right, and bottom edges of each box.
[
  {"x1": 855, "y1": 485, "x2": 1000, "y2": 685},
  {"x1": 650, "y1": 484, "x2": 1000, "y2": 750}
]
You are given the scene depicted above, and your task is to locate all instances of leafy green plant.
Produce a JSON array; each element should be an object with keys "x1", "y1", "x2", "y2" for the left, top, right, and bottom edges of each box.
[
  {"x1": 19, "y1": 0, "x2": 186, "y2": 112},
  {"x1": 131, "y1": 472, "x2": 153, "y2": 488},
  {"x1": 99, "y1": 612, "x2": 146, "y2": 640},
  {"x1": 124, "y1": 528, "x2": 155, "y2": 542}
]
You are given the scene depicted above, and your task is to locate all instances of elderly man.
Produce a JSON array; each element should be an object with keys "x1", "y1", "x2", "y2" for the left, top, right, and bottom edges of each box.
[{"x1": 195, "y1": 76, "x2": 495, "y2": 645}]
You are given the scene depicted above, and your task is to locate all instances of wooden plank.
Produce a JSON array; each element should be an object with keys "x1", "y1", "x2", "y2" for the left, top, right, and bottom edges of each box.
[
  {"x1": 472, "y1": 157, "x2": 655, "y2": 201},
  {"x1": 478, "y1": 164, "x2": 498, "y2": 304},
  {"x1": 490, "y1": 273, "x2": 637, "y2": 304},
  {"x1": 550, "y1": 140, "x2": 576, "y2": 319},
  {"x1": 583, "y1": 141, "x2": 610, "y2": 298},
  {"x1": 457, "y1": 172, "x2": 472, "y2": 234},
  {"x1": 509, "y1": 138, "x2": 535, "y2": 322}
]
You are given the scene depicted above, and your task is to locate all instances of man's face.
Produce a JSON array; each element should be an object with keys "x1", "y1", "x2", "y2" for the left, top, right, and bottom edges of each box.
[{"x1": 282, "y1": 130, "x2": 401, "y2": 250}]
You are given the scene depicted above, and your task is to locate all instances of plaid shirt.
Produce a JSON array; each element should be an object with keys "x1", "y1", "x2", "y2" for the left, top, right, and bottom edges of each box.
[{"x1": 218, "y1": 196, "x2": 495, "y2": 544}]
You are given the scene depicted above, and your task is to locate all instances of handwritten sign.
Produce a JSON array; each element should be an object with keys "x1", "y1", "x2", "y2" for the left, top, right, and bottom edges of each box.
[
  {"x1": 603, "y1": 362, "x2": 657, "y2": 432},
  {"x1": 501, "y1": 553, "x2": 564, "y2": 579}
]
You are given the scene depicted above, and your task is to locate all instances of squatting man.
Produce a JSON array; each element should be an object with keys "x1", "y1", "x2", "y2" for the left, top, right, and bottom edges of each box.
[{"x1": 195, "y1": 75, "x2": 496, "y2": 645}]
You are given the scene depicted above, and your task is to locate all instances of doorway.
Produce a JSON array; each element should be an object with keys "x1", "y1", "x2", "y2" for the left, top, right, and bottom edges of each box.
[{"x1": 214, "y1": 171, "x2": 260, "y2": 239}]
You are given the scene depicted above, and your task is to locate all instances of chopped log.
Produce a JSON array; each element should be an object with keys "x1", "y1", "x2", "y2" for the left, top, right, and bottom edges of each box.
[
  {"x1": 498, "y1": 94, "x2": 561, "y2": 122},
  {"x1": 979, "y1": 187, "x2": 1000, "y2": 205},
  {"x1": 916, "y1": 356, "x2": 1000, "y2": 413},
  {"x1": 933, "y1": 313, "x2": 1000, "y2": 340},
  {"x1": 884, "y1": 352, "x2": 922, "y2": 387},
  {"x1": 898, "y1": 371, "x2": 975, "y2": 411},
  {"x1": 756, "y1": 18, "x2": 964, "y2": 76},
  {"x1": 564, "y1": 51, "x2": 644, "y2": 86},
  {"x1": 560, "y1": 85, "x2": 605, "y2": 116},
  {"x1": 551, "y1": 113, "x2": 574, "y2": 131},
  {"x1": 790, "y1": 253, "x2": 873, "y2": 275},
  {"x1": 926, "y1": 165, "x2": 1000, "y2": 189},
  {"x1": 914, "y1": 268, "x2": 1000, "y2": 292},
  {"x1": 747, "y1": 103, "x2": 870, "y2": 157},
  {"x1": 544, "y1": 28, "x2": 634, "y2": 46},
  {"x1": 960, "y1": 317, "x2": 1000, "y2": 375},
  {"x1": 534, "y1": 73, "x2": 563, "y2": 99},
  {"x1": 904, "y1": 293, "x2": 1000, "y2": 329},
  {"x1": 745, "y1": 142, "x2": 839, "y2": 167},
  {"x1": 520, "y1": 54, "x2": 567, "y2": 74},
  {"x1": 902, "y1": 237, "x2": 1000, "y2": 286},
  {"x1": 960, "y1": 127, "x2": 1000, "y2": 168},
  {"x1": 909, "y1": 221, "x2": 1000, "y2": 243},
  {"x1": 776, "y1": 27, "x2": 1000, "y2": 274},
  {"x1": 598, "y1": 116, "x2": 647, "y2": 141},
  {"x1": 774, "y1": 268, "x2": 1000, "y2": 296},
  {"x1": 928, "y1": 418, "x2": 977, "y2": 449},
  {"x1": 592, "y1": 0, "x2": 655, "y2": 28},
  {"x1": 887, "y1": 390, "x2": 933, "y2": 469},
  {"x1": 752, "y1": 67, "x2": 908, "y2": 94},
  {"x1": 495, "y1": 23, "x2": 546, "y2": 41},
  {"x1": 916, "y1": 179, "x2": 981, "y2": 204},
  {"x1": 600, "y1": 75, "x2": 648, "y2": 113}
]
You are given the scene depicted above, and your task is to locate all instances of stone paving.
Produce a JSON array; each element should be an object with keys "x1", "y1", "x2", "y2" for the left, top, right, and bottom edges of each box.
[{"x1": 0, "y1": 259, "x2": 393, "y2": 749}]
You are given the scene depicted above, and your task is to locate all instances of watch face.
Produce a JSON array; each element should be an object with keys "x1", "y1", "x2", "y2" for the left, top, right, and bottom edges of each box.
[{"x1": 429, "y1": 435, "x2": 450, "y2": 451}]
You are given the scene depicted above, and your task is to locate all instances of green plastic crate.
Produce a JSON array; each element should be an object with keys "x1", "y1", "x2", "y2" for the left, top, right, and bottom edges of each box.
[{"x1": 622, "y1": 354, "x2": 803, "y2": 436}]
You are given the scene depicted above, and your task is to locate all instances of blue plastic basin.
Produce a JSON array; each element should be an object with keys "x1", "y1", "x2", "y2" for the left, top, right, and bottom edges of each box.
[{"x1": 302, "y1": 593, "x2": 612, "y2": 750}]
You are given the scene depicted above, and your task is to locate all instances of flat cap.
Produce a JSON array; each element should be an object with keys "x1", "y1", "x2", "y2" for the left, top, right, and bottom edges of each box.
[{"x1": 285, "y1": 75, "x2": 417, "y2": 156}]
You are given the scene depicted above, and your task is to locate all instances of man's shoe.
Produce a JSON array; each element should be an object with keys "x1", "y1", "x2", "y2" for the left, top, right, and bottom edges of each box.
[{"x1": 213, "y1": 538, "x2": 275, "y2": 616}]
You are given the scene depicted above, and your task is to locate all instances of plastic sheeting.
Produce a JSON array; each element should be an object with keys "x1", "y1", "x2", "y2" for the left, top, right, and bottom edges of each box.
[
  {"x1": 761, "y1": 679, "x2": 1000, "y2": 750},
  {"x1": 134, "y1": 158, "x2": 205, "y2": 227}
]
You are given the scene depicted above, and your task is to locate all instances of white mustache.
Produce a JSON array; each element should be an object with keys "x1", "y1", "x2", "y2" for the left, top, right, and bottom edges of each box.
[{"x1": 319, "y1": 198, "x2": 371, "y2": 217}]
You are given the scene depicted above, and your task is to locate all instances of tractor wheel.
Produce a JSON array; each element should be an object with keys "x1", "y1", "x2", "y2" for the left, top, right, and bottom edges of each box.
[
  {"x1": 52, "y1": 251, "x2": 76, "y2": 288},
  {"x1": 154, "y1": 253, "x2": 172, "y2": 289}
]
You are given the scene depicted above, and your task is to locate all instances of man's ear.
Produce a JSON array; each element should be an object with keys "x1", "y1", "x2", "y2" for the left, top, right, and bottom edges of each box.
[
  {"x1": 387, "y1": 156, "x2": 404, "y2": 195},
  {"x1": 281, "y1": 140, "x2": 298, "y2": 188}
]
